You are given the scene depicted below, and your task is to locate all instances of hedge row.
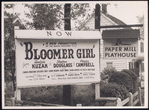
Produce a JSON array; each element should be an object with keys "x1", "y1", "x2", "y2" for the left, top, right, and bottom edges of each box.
[
  {"x1": 108, "y1": 71, "x2": 133, "y2": 92},
  {"x1": 100, "y1": 83, "x2": 129, "y2": 100},
  {"x1": 121, "y1": 69, "x2": 138, "y2": 93},
  {"x1": 100, "y1": 68, "x2": 139, "y2": 100}
]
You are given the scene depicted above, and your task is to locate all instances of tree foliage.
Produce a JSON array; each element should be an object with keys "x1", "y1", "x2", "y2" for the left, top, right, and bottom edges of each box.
[
  {"x1": 24, "y1": 4, "x2": 63, "y2": 30},
  {"x1": 71, "y1": 3, "x2": 90, "y2": 19},
  {"x1": 24, "y1": 3, "x2": 92, "y2": 30},
  {"x1": 4, "y1": 4, "x2": 16, "y2": 91}
]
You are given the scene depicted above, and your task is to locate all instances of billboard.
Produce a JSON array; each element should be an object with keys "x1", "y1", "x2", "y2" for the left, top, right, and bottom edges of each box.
[
  {"x1": 103, "y1": 39, "x2": 138, "y2": 59},
  {"x1": 15, "y1": 31, "x2": 100, "y2": 88}
]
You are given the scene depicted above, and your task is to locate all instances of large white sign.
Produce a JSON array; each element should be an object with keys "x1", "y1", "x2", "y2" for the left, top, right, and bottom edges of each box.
[
  {"x1": 103, "y1": 39, "x2": 138, "y2": 59},
  {"x1": 15, "y1": 38, "x2": 100, "y2": 88}
]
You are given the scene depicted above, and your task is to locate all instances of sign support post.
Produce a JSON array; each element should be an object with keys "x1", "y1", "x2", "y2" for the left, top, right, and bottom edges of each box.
[
  {"x1": 95, "y1": 4, "x2": 100, "y2": 99},
  {"x1": 14, "y1": 26, "x2": 21, "y2": 101},
  {"x1": 15, "y1": 89, "x2": 21, "y2": 100},
  {"x1": 62, "y1": 3, "x2": 71, "y2": 106}
]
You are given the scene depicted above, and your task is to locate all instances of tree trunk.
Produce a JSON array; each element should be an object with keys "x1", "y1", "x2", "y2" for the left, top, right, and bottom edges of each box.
[{"x1": 11, "y1": 71, "x2": 16, "y2": 91}]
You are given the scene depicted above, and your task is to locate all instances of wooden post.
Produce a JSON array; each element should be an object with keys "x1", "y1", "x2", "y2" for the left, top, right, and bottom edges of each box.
[
  {"x1": 95, "y1": 4, "x2": 100, "y2": 31},
  {"x1": 128, "y1": 92, "x2": 133, "y2": 106},
  {"x1": 11, "y1": 97, "x2": 15, "y2": 106},
  {"x1": 15, "y1": 88, "x2": 21, "y2": 100},
  {"x1": 76, "y1": 104, "x2": 82, "y2": 106},
  {"x1": 95, "y1": 4, "x2": 100, "y2": 99},
  {"x1": 95, "y1": 83, "x2": 100, "y2": 99},
  {"x1": 116, "y1": 98, "x2": 122, "y2": 106},
  {"x1": 62, "y1": 4, "x2": 71, "y2": 106},
  {"x1": 14, "y1": 26, "x2": 19, "y2": 30},
  {"x1": 14, "y1": 26, "x2": 21, "y2": 101},
  {"x1": 95, "y1": 40, "x2": 100, "y2": 99},
  {"x1": 138, "y1": 87, "x2": 142, "y2": 106}
]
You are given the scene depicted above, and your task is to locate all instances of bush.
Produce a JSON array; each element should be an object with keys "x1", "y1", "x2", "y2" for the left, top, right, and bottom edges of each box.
[
  {"x1": 100, "y1": 80, "x2": 108, "y2": 87},
  {"x1": 71, "y1": 85, "x2": 95, "y2": 106},
  {"x1": 100, "y1": 67, "x2": 117, "y2": 81},
  {"x1": 21, "y1": 86, "x2": 63, "y2": 104},
  {"x1": 100, "y1": 83, "x2": 129, "y2": 100},
  {"x1": 5, "y1": 82, "x2": 14, "y2": 98},
  {"x1": 108, "y1": 71, "x2": 133, "y2": 92},
  {"x1": 121, "y1": 69, "x2": 139, "y2": 93}
]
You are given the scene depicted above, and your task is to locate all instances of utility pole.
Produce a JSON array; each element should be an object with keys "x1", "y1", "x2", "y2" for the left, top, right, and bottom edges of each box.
[
  {"x1": 63, "y1": 3, "x2": 71, "y2": 106},
  {"x1": 95, "y1": 4, "x2": 100, "y2": 99},
  {"x1": 95, "y1": 4, "x2": 100, "y2": 30}
]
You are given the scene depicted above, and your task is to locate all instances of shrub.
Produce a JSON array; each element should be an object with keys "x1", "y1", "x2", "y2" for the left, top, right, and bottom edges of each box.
[
  {"x1": 5, "y1": 82, "x2": 14, "y2": 98},
  {"x1": 121, "y1": 69, "x2": 139, "y2": 93},
  {"x1": 21, "y1": 86, "x2": 63, "y2": 104},
  {"x1": 100, "y1": 83, "x2": 129, "y2": 100},
  {"x1": 71, "y1": 85, "x2": 95, "y2": 106},
  {"x1": 108, "y1": 71, "x2": 133, "y2": 92},
  {"x1": 100, "y1": 67, "x2": 117, "y2": 81},
  {"x1": 100, "y1": 80, "x2": 108, "y2": 87}
]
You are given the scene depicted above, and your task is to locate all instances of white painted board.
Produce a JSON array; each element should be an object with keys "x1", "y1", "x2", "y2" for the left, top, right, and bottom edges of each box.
[
  {"x1": 15, "y1": 30, "x2": 101, "y2": 39},
  {"x1": 15, "y1": 39, "x2": 100, "y2": 88},
  {"x1": 103, "y1": 39, "x2": 138, "y2": 59}
]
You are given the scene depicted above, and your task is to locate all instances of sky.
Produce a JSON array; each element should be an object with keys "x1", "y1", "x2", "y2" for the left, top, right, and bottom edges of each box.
[
  {"x1": 107, "y1": 1, "x2": 147, "y2": 24},
  {"x1": 4, "y1": 1, "x2": 147, "y2": 28}
]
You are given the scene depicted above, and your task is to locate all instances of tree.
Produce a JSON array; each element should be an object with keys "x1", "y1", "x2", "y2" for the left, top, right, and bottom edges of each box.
[
  {"x1": 24, "y1": 4, "x2": 63, "y2": 30},
  {"x1": 4, "y1": 4, "x2": 16, "y2": 91},
  {"x1": 4, "y1": 4, "x2": 26, "y2": 91},
  {"x1": 24, "y1": 3, "x2": 91, "y2": 30}
]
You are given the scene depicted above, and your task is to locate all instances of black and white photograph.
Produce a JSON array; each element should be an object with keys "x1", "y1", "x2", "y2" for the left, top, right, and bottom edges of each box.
[{"x1": 2, "y1": 1, "x2": 148, "y2": 109}]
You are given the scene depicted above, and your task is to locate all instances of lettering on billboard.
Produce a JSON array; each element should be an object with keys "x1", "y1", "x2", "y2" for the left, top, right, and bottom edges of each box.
[
  {"x1": 16, "y1": 39, "x2": 99, "y2": 87},
  {"x1": 46, "y1": 31, "x2": 72, "y2": 36},
  {"x1": 103, "y1": 39, "x2": 138, "y2": 59}
]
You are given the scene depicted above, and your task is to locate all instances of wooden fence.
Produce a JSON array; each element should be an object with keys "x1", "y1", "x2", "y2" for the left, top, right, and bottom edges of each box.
[
  {"x1": 95, "y1": 87, "x2": 142, "y2": 106},
  {"x1": 116, "y1": 87, "x2": 142, "y2": 106}
]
